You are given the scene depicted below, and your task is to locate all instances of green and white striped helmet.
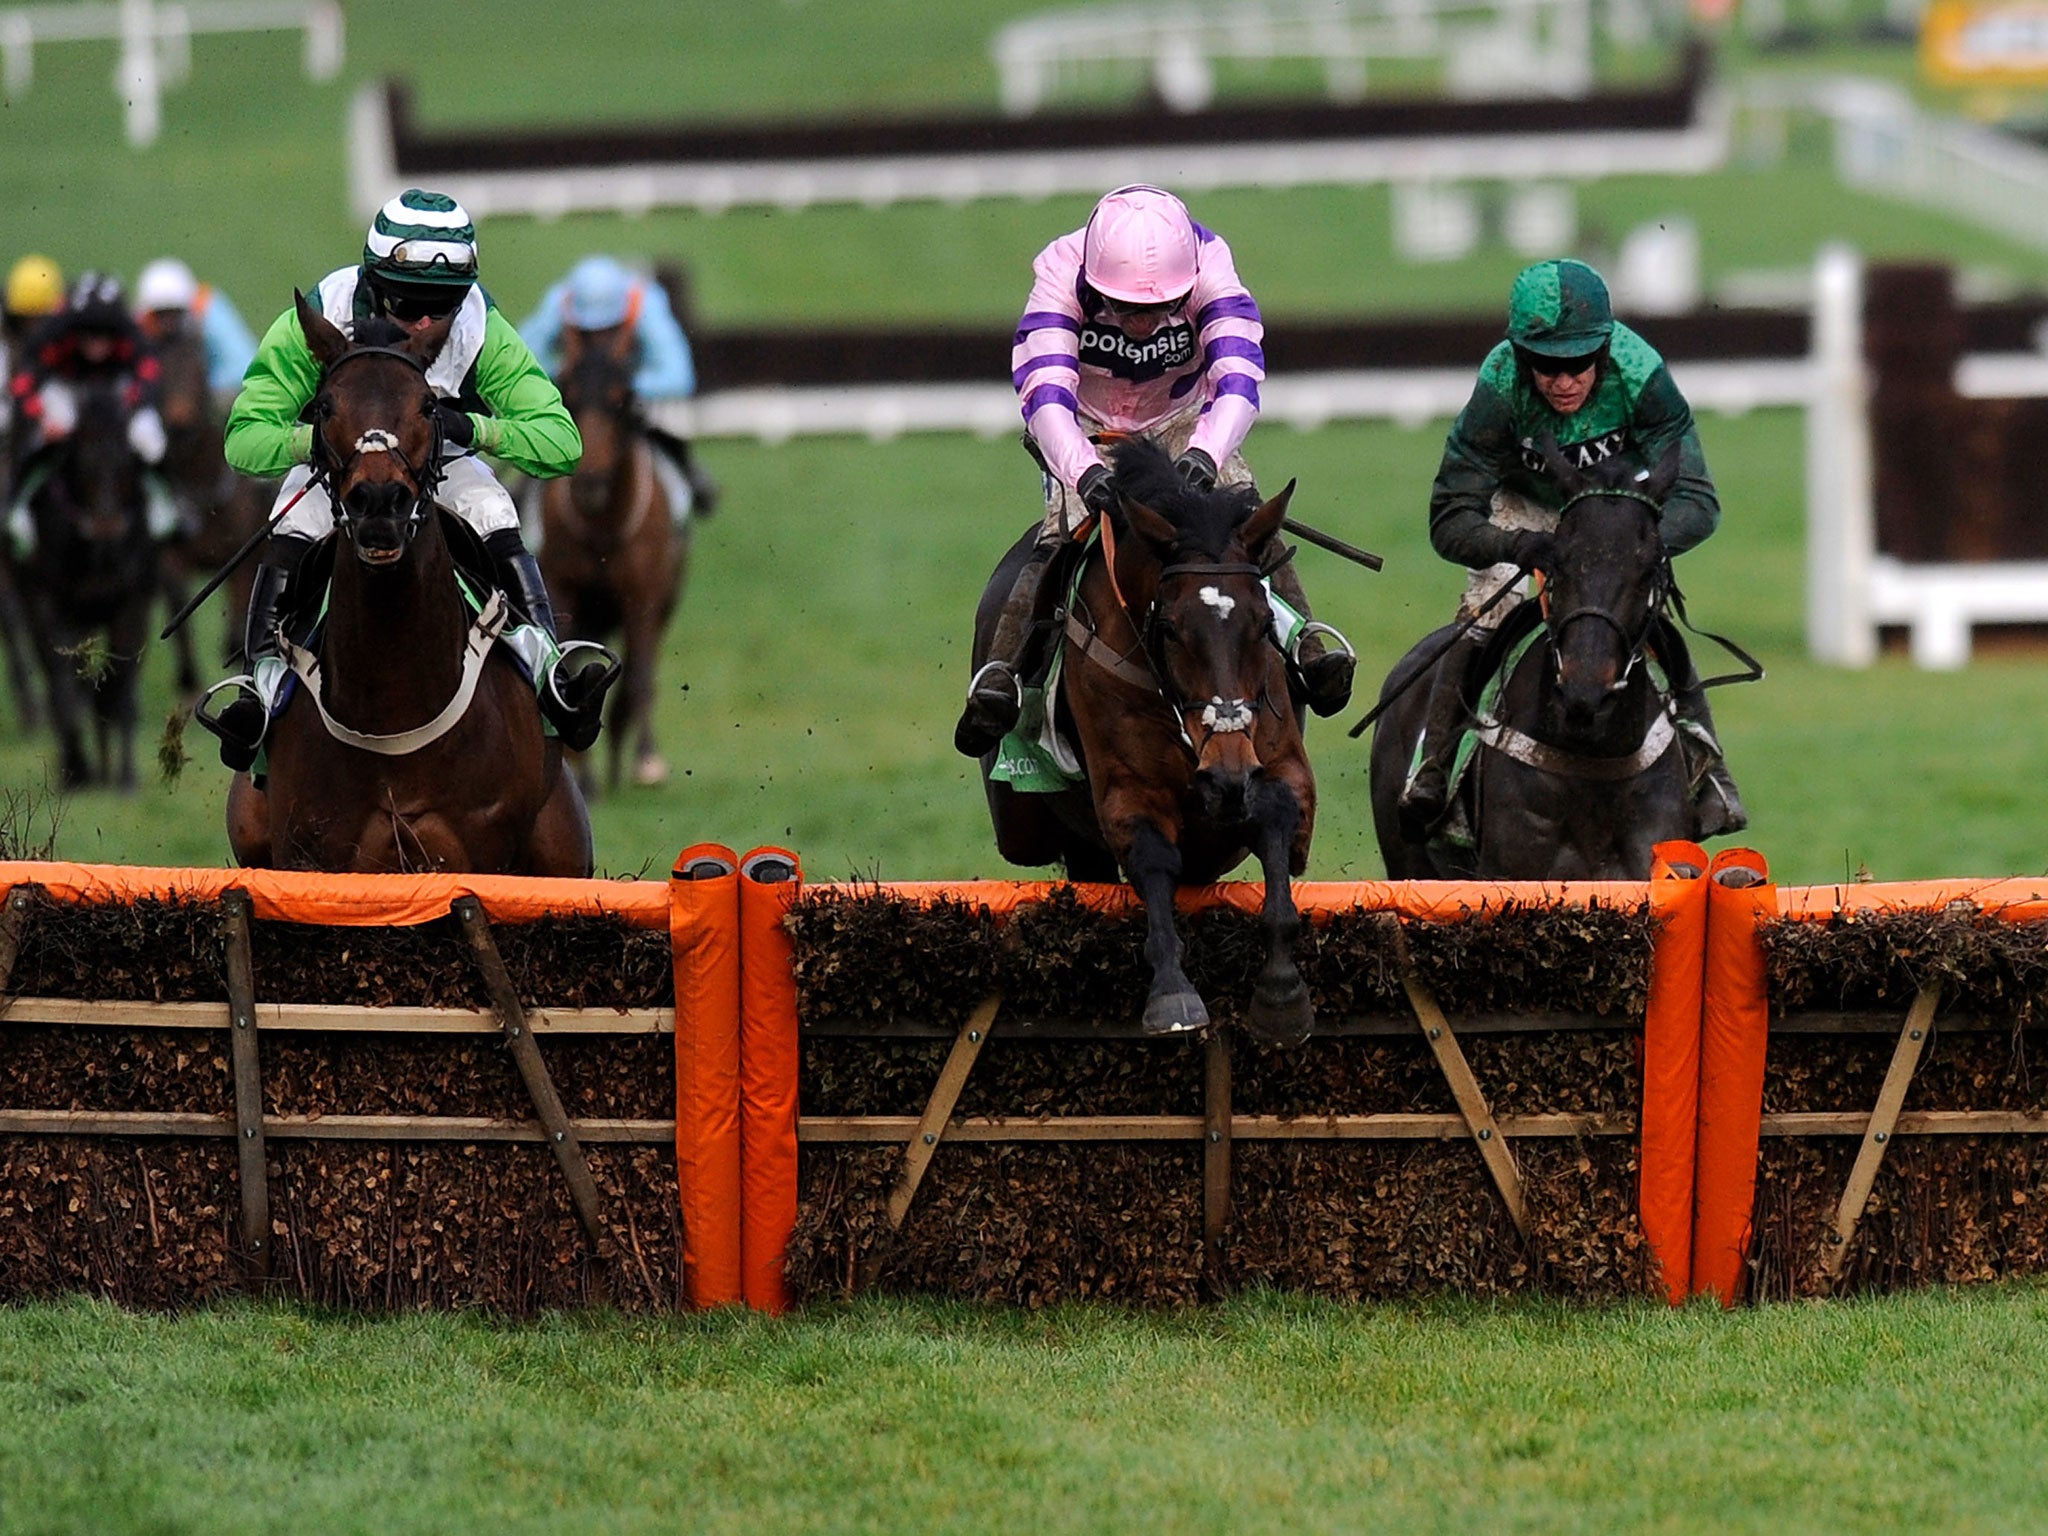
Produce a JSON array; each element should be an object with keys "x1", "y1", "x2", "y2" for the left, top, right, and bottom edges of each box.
[{"x1": 363, "y1": 189, "x2": 478, "y2": 287}]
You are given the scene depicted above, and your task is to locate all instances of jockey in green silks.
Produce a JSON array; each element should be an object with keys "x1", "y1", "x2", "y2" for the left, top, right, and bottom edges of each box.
[
  {"x1": 1398, "y1": 257, "x2": 1747, "y2": 841},
  {"x1": 196, "y1": 189, "x2": 619, "y2": 773}
]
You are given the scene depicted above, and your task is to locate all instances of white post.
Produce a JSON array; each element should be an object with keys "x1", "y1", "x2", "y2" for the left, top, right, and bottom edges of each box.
[
  {"x1": 1806, "y1": 243, "x2": 1877, "y2": 666},
  {"x1": 305, "y1": 0, "x2": 343, "y2": 81},
  {"x1": 2, "y1": 13, "x2": 33, "y2": 99},
  {"x1": 118, "y1": 0, "x2": 161, "y2": 146}
]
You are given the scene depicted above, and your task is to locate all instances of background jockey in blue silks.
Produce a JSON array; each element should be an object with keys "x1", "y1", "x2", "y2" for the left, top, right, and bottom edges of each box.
[
  {"x1": 519, "y1": 256, "x2": 720, "y2": 523},
  {"x1": 135, "y1": 257, "x2": 258, "y2": 401}
]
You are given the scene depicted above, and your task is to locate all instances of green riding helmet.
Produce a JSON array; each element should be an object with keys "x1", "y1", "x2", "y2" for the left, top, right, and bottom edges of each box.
[
  {"x1": 363, "y1": 188, "x2": 479, "y2": 289},
  {"x1": 1506, "y1": 258, "x2": 1613, "y2": 359}
]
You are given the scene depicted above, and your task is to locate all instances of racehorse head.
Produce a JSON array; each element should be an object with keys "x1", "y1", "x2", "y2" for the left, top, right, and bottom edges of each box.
[
  {"x1": 1105, "y1": 436, "x2": 1294, "y2": 824},
  {"x1": 555, "y1": 324, "x2": 637, "y2": 520},
  {"x1": 294, "y1": 290, "x2": 452, "y2": 569},
  {"x1": 45, "y1": 379, "x2": 148, "y2": 551},
  {"x1": 1537, "y1": 436, "x2": 1681, "y2": 733}
]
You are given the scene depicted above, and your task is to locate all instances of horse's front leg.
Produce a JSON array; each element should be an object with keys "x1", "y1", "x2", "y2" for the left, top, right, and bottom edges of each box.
[
  {"x1": 1121, "y1": 818, "x2": 1208, "y2": 1036},
  {"x1": 1244, "y1": 775, "x2": 1313, "y2": 1045}
]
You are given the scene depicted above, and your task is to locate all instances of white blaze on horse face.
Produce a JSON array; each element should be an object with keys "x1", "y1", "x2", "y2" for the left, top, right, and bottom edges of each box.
[
  {"x1": 1198, "y1": 584, "x2": 1236, "y2": 620},
  {"x1": 354, "y1": 429, "x2": 399, "y2": 455}
]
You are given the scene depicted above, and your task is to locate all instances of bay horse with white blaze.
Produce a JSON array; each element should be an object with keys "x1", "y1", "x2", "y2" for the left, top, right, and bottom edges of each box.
[
  {"x1": 1369, "y1": 442, "x2": 1696, "y2": 880},
  {"x1": 226, "y1": 297, "x2": 592, "y2": 874},
  {"x1": 541, "y1": 324, "x2": 686, "y2": 792},
  {"x1": 972, "y1": 437, "x2": 1317, "y2": 1042}
]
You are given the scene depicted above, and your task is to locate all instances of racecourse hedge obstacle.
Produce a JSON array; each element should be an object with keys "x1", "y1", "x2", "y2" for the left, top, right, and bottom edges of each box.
[{"x1": 4, "y1": 849, "x2": 2048, "y2": 1311}]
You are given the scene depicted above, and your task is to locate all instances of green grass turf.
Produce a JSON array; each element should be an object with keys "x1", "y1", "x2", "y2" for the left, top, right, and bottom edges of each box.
[
  {"x1": 18, "y1": 406, "x2": 2048, "y2": 885},
  {"x1": 3, "y1": 1284, "x2": 2048, "y2": 1533}
]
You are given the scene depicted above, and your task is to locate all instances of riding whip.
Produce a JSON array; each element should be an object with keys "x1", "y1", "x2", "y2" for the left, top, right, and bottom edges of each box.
[
  {"x1": 1344, "y1": 562, "x2": 1534, "y2": 740},
  {"x1": 158, "y1": 477, "x2": 318, "y2": 641}
]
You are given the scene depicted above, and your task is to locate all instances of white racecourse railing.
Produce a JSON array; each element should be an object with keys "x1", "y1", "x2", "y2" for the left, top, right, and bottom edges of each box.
[
  {"x1": 0, "y1": 0, "x2": 341, "y2": 146},
  {"x1": 988, "y1": 0, "x2": 1678, "y2": 115}
]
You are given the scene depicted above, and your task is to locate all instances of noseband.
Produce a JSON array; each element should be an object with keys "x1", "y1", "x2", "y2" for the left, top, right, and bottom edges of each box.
[
  {"x1": 309, "y1": 344, "x2": 447, "y2": 545},
  {"x1": 1541, "y1": 486, "x2": 1670, "y2": 692}
]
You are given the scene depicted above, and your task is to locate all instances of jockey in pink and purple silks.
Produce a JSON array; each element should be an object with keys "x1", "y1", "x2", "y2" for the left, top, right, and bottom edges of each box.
[{"x1": 953, "y1": 184, "x2": 1354, "y2": 759}]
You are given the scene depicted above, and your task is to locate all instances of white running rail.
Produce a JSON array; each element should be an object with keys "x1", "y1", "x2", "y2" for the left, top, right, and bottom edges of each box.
[
  {"x1": 990, "y1": 0, "x2": 1682, "y2": 115},
  {"x1": 0, "y1": 0, "x2": 342, "y2": 145}
]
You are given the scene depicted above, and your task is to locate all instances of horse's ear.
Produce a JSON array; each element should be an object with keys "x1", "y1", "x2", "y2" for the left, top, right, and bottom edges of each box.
[
  {"x1": 404, "y1": 309, "x2": 457, "y2": 365},
  {"x1": 560, "y1": 324, "x2": 585, "y2": 369},
  {"x1": 1242, "y1": 479, "x2": 1295, "y2": 549},
  {"x1": 1122, "y1": 497, "x2": 1177, "y2": 550},
  {"x1": 295, "y1": 289, "x2": 349, "y2": 368},
  {"x1": 1536, "y1": 431, "x2": 1585, "y2": 497},
  {"x1": 1638, "y1": 440, "x2": 1683, "y2": 506},
  {"x1": 606, "y1": 323, "x2": 636, "y2": 365}
]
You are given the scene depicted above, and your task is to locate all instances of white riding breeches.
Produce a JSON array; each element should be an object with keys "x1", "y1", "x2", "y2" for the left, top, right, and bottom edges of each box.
[
  {"x1": 271, "y1": 453, "x2": 522, "y2": 542},
  {"x1": 1456, "y1": 489, "x2": 1557, "y2": 633}
]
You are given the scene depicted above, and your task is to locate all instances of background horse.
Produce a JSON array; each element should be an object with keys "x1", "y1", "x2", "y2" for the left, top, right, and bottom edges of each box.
[
  {"x1": 226, "y1": 296, "x2": 592, "y2": 875},
  {"x1": 972, "y1": 437, "x2": 1317, "y2": 1042},
  {"x1": 1369, "y1": 443, "x2": 1694, "y2": 880},
  {"x1": 18, "y1": 378, "x2": 159, "y2": 788},
  {"x1": 153, "y1": 320, "x2": 268, "y2": 676},
  {"x1": 540, "y1": 324, "x2": 685, "y2": 793}
]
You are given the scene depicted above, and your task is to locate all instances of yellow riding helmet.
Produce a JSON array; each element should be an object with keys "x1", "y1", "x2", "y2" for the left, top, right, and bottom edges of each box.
[{"x1": 4, "y1": 255, "x2": 64, "y2": 319}]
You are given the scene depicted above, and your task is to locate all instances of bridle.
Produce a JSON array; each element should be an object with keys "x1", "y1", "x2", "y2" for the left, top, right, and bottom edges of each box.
[
  {"x1": 1072, "y1": 510, "x2": 1281, "y2": 759},
  {"x1": 308, "y1": 344, "x2": 448, "y2": 547},
  {"x1": 1539, "y1": 485, "x2": 1670, "y2": 693}
]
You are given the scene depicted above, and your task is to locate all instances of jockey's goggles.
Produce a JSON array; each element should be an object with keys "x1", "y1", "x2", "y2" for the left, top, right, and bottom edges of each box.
[
  {"x1": 379, "y1": 290, "x2": 460, "y2": 324},
  {"x1": 1099, "y1": 292, "x2": 1188, "y2": 322},
  {"x1": 1522, "y1": 348, "x2": 1602, "y2": 379}
]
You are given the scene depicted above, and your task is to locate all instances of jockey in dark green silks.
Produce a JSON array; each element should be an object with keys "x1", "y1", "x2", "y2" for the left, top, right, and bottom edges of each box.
[
  {"x1": 1398, "y1": 257, "x2": 1748, "y2": 841},
  {"x1": 195, "y1": 189, "x2": 618, "y2": 773}
]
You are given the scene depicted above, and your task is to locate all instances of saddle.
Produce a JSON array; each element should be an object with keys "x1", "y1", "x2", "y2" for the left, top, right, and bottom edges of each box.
[{"x1": 989, "y1": 535, "x2": 1091, "y2": 795}]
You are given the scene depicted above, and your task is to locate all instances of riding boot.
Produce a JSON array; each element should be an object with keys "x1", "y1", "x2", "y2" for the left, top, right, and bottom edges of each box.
[
  {"x1": 488, "y1": 529, "x2": 620, "y2": 754},
  {"x1": 1397, "y1": 627, "x2": 1489, "y2": 839},
  {"x1": 674, "y1": 436, "x2": 720, "y2": 517},
  {"x1": 1266, "y1": 557, "x2": 1354, "y2": 717},
  {"x1": 195, "y1": 532, "x2": 315, "y2": 773},
  {"x1": 1672, "y1": 675, "x2": 1749, "y2": 839},
  {"x1": 954, "y1": 535, "x2": 1059, "y2": 758}
]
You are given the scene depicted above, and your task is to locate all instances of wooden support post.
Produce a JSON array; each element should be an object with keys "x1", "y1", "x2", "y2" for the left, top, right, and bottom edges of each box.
[
  {"x1": 1393, "y1": 923, "x2": 1529, "y2": 1238},
  {"x1": 857, "y1": 994, "x2": 1001, "y2": 1290},
  {"x1": 0, "y1": 886, "x2": 30, "y2": 996},
  {"x1": 452, "y1": 897, "x2": 611, "y2": 1265},
  {"x1": 220, "y1": 891, "x2": 271, "y2": 1281},
  {"x1": 1821, "y1": 981, "x2": 1941, "y2": 1281},
  {"x1": 1203, "y1": 1028, "x2": 1231, "y2": 1293}
]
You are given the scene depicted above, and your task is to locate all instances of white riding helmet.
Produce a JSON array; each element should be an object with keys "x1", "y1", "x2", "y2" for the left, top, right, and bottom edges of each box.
[
  {"x1": 1081, "y1": 184, "x2": 1199, "y2": 306},
  {"x1": 136, "y1": 257, "x2": 200, "y2": 314}
]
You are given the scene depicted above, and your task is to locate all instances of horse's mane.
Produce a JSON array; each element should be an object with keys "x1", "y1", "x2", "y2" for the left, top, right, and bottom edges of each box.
[
  {"x1": 350, "y1": 313, "x2": 410, "y2": 350},
  {"x1": 1105, "y1": 436, "x2": 1259, "y2": 559}
]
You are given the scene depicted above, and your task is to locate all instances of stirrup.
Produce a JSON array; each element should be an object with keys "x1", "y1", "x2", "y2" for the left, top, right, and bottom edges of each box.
[
  {"x1": 193, "y1": 674, "x2": 261, "y2": 740},
  {"x1": 547, "y1": 640, "x2": 622, "y2": 712},
  {"x1": 1288, "y1": 620, "x2": 1355, "y2": 668},
  {"x1": 966, "y1": 659, "x2": 1022, "y2": 710}
]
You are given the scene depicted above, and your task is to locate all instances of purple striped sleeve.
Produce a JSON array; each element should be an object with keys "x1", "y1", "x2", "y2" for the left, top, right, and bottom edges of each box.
[
  {"x1": 1022, "y1": 382, "x2": 1080, "y2": 419},
  {"x1": 1214, "y1": 373, "x2": 1261, "y2": 406},
  {"x1": 1014, "y1": 311, "x2": 1080, "y2": 344},
  {"x1": 1203, "y1": 335, "x2": 1265, "y2": 369},
  {"x1": 1196, "y1": 294, "x2": 1261, "y2": 328},
  {"x1": 1012, "y1": 352, "x2": 1079, "y2": 390}
]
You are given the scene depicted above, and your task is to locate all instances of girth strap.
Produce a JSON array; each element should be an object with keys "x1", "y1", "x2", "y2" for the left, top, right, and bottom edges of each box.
[
  {"x1": 1473, "y1": 709, "x2": 1677, "y2": 781},
  {"x1": 282, "y1": 590, "x2": 511, "y2": 757}
]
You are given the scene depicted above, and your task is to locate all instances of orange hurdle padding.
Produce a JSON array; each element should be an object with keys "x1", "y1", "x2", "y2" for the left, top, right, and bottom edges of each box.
[
  {"x1": 1692, "y1": 847, "x2": 1775, "y2": 1306},
  {"x1": 671, "y1": 844, "x2": 743, "y2": 1309},
  {"x1": 738, "y1": 847, "x2": 803, "y2": 1316},
  {"x1": 0, "y1": 860, "x2": 669, "y2": 928},
  {"x1": 1639, "y1": 841, "x2": 1708, "y2": 1305}
]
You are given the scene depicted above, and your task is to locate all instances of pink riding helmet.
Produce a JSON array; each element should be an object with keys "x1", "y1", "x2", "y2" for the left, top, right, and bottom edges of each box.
[{"x1": 1081, "y1": 185, "x2": 1199, "y2": 305}]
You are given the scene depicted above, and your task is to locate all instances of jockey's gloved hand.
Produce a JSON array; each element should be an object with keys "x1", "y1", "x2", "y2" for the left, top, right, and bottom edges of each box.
[
  {"x1": 1078, "y1": 463, "x2": 1119, "y2": 521},
  {"x1": 1174, "y1": 447, "x2": 1218, "y2": 492},
  {"x1": 1510, "y1": 529, "x2": 1557, "y2": 572},
  {"x1": 434, "y1": 402, "x2": 476, "y2": 449}
]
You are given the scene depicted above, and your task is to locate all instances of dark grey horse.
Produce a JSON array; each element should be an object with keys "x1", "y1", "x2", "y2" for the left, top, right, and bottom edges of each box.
[{"x1": 1370, "y1": 443, "x2": 1696, "y2": 880}]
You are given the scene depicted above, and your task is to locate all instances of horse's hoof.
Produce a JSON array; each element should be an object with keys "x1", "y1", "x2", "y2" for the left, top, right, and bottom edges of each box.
[
  {"x1": 1141, "y1": 990, "x2": 1210, "y2": 1036},
  {"x1": 1248, "y1": 976, "x2": 1315, "y2": 1047},
  {"x1": 633, "y1": 753, "x2": 670, "y2": 788}
]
